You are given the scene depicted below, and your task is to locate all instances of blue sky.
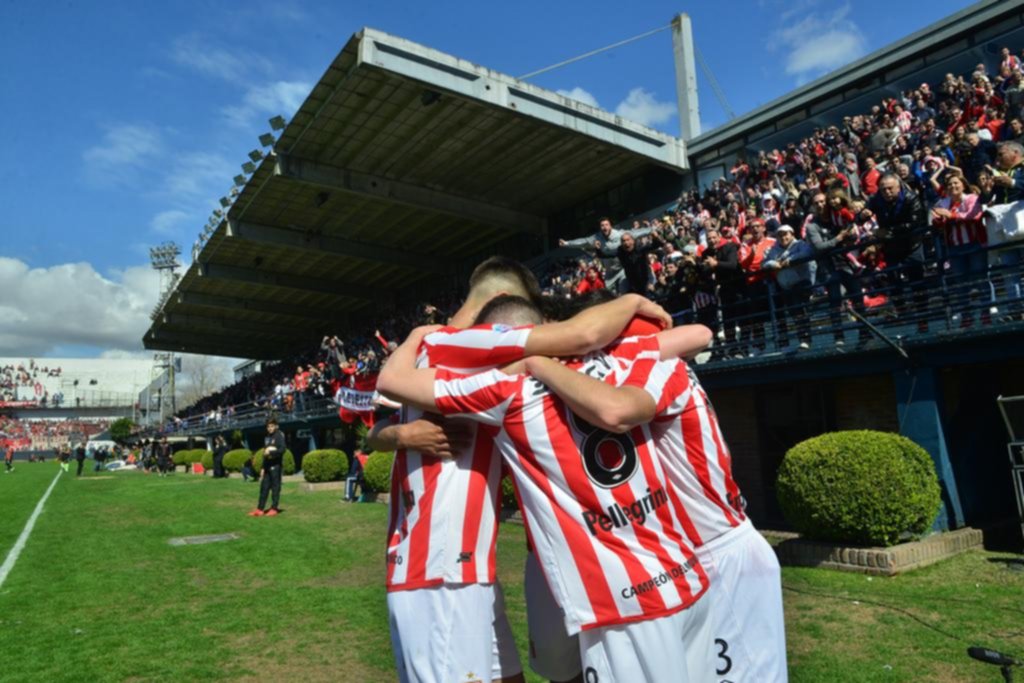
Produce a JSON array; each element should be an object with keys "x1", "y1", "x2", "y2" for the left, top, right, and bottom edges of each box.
[{"x1": 0, "y1": 0, "x2": 973, "y2": 358}]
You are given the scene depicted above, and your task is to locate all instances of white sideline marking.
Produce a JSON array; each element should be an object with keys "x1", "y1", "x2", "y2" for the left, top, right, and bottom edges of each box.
[{"x1": 0, "y1": 469, "x2": 63, "y2": 588}]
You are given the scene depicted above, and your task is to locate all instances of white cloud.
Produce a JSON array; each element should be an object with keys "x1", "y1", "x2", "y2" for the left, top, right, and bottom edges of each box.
[
  {"x1": 82, "y1": 124, "x2": 163, "y2": 184},
  {"x1": 614, "y1": 88, "x2": 676, "y2": 127},
  {"x1": 222, "y1": 80, "x2": 311, "y2": 127},
  {"x1": 557, "y1": 87, "x2": 601, "y2": 108},
  {"x1": 150, "y1": 210, "x2": 190, "y2": 236},
  {"x1": 770, "y1": 3, "x2": 866, "y2": 79},
  {"x1": 0, "y1": 257, "x2": 161, "y2": 356},
  {"x1": 163, "y1": 151, "x2": 237, "y2": 201},
  {"x1": 170, "y1": 35, "x2": 270, "y2": 83}
]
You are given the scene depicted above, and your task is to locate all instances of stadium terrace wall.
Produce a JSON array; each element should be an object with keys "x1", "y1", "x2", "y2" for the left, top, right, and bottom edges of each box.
[{"x1": 705, "y1": 355, "x2": 1024, "y2": 547}]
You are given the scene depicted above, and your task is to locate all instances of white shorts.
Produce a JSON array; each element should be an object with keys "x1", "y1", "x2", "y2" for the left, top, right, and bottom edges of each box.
[
  {"x1": 387, "y1": 582, "x2": 522, "y2": 683},
  {"x1": 697, "y1": 519, "x2": 788, "y2": 682},
  {"x1": 578, "y1": 593, "x2": 713, "y2": 683},
  {"x1": 525, "y1": 551, "x2": 580, "y2": 681}
]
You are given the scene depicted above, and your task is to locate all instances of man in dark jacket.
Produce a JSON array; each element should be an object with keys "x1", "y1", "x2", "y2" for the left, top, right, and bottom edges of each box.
[
  {"x1": 75, "y1": 443, "x2": 86, "y2": 477},
  {"x1": 250, "y1": 418, "x2": 285, "y2": 517},
  {"x1": 867, "y1": 174, "x2": 929, "y2": 331},
  {"x1": 616, "y1": 232, "x2": 663, "y2": 294},
  {"x1": 806, "y1": 192, "x2": 869, "y2": 346},
  {"x1": 700, "y1": 227, "x2": 744, "y2": 355}
]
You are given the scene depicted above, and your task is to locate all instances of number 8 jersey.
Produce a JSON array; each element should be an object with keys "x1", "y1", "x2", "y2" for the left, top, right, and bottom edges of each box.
[{"x1": 434, "y1": 350, "x2": 709, "y2": 635}]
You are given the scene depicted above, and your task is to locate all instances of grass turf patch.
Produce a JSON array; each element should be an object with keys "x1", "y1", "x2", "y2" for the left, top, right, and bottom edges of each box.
[{"x1": 0, "y1": 462, "x2": 1021, "y2": 682}]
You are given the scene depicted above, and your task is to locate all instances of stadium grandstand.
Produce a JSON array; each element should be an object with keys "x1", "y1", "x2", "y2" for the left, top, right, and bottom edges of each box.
[
  {"x1": 146, "y1": 0, "x2": 1024, "y2": 544},
  {"x1": 0, "y1": 357, "x2": 159, "y2": 453}
]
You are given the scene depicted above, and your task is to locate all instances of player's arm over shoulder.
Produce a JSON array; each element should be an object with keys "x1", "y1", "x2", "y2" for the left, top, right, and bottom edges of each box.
[{"x1": 524, "y1": 357, "x2": 655, "y2": 433}]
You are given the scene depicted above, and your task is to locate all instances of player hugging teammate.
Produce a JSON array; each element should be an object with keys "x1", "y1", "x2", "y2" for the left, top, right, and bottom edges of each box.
[{"x1": 371, "y1": 256, "x2": 788, "y2": 683}]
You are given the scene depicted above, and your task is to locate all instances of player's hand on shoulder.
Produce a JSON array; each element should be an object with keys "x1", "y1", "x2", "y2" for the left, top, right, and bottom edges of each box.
[
  {"x1": 634, "y1": 297, "x2": 673, "y2": 329},
  {"x1": 400, "y1": 415, "x2": 472, "y2": 459}
]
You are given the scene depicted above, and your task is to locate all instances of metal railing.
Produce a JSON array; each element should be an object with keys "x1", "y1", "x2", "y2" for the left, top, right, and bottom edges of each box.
[
  {"x1": 156, "y1": 394, "x2": 340, "y2": 437},
  {"x1": 669, "y1": 233, "x2": 1024, "y2": 365}
]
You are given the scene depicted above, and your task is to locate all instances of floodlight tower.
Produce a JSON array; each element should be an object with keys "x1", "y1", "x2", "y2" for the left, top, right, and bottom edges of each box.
[{"x1": 149, "y1": 242, "x2": 181, "y2": 424}]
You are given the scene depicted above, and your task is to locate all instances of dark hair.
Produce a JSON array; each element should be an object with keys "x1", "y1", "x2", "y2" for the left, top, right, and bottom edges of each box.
[
  {"x1": 561, "y1": 289, "x2": 617, "y2": 319},
  {"x1": 473, "y1": 294, "x2": 542, "y2": 327},
  {"x1": 266, "y1": 417, "x2": 278, "y2": 427},
  {"x1": 468, "y1": 256, "x2": 543, "y2": 305}
]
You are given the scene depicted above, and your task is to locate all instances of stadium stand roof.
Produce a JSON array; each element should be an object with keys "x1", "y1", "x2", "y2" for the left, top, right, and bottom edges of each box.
[
  {"x1": 144, "y1": 28, "x2": 688, "y2": 359},
  {"x1": 688, "y1": 0, "x2": 1024, "y2": 184}
]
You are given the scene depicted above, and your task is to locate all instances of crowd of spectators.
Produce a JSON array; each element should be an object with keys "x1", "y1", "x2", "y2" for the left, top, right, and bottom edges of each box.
[
  {"x1": 172, "y1": 295, "x2": 461, "y2": 428},
  {"x1": 0, "y1": 416, "x2": 109, "y2": 450},
  {"x1": 543, "y1": 47, "x2": 1024, "y2": 357},
  {"x1": 0, "y1": 361, "x2": 63, "y2": 404},
  {"x1": 167, "y1": 44, "x2": 1024, "y2": 422}
]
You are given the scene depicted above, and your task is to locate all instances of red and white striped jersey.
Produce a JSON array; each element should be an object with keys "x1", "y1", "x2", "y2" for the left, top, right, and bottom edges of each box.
[
  {"x1": 625, "y1": 356, "x2": 747, "y2": 546},
  {"x1": 386, "y1": 324, "x2": 532, "y2": 592},
  {"x1": 434, "y1": 351, "x2": 709, "y2": 635}
]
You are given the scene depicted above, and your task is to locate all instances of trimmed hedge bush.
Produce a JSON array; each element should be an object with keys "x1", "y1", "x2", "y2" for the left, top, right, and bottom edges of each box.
[
  {"x1": 172, "y1": 450, "x2": 189, "y2": 466},
  {"x1": 362, "y1": 451, "x2": 394, "y2": 493},
  {"x1": 186, "y1": 450, "x2": 207, "y2": 465},
  {"x1": 302, "y1": 449, "x2": 349, "y2": 483},
  {"x1": 253, "y1": 448, "x2": 296, "y2": 475},
  {"x1": 501, "y1": 476, "x2": 518, "y2": 511},
  {"x1": 222, "y1": 449, "x2": 253, "y2": 472},
  {"x1": 776, "y1": 430, "x2": 942, "y2": 547},
  {"x1": 200, "y1": 450, "x2": 214, "y2": 471}
]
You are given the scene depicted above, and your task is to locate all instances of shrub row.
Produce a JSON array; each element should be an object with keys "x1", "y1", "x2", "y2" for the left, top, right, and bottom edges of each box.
[
  {"x1": 362, "y1": 451, "x2": 394, "y2": 493},
  {"x1": 303, "y1": 450, "x2": 349, "y2": 483},
  {"x1": 253, "y1": 448, "x2": 296, "y2": 475},
  {"x1": 172, "y1": 449, "x2": 213, "y2": 468},
  {"x1": 222, "y1": 449, "x2": 253, "y2": 472}
]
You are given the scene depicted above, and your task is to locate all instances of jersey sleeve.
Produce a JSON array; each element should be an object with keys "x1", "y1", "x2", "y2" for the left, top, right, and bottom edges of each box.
[
  {"x1": 619, "y1": 357, "x2": 693, "y2": 418},
  {"x1": 422, "y1": 325, "x2": 533, "y2": 372},
  {"x1": 434, "y1": 369, "x2": 518, "y2": 427}
]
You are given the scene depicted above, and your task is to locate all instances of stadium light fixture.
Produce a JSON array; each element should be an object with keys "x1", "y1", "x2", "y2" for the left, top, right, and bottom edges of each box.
[
  {"x1": 258, "y1": 133, "x2": 275, "y2": 147},
  {"x1": 230, "y1": 187, "x2": 240, "y2": 197},
  {"x1": 233, "y1": 174, "x2": 247, "y2": 187},
  {"x1": 213, "y1": 208, "x2": 224, "y2": 218},
  {"x1": 219, "y1": 196, "x2": 231, "y2": 208},
  {"x1": 248, "y1": 149, "x2": 263, "y2": 162},
  {"x1": 242, "y1": 161, "x2": 256, "y2": 174},
  {"x1": 269, "y1": 115, "x2": 286, "y2": 131},
  {"x1": 148, "y1": 242, "x2": 181, "y2": 270}
]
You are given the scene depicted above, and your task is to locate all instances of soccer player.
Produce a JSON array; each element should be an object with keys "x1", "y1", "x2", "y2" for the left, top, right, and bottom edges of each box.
[
  {"x1": 529, "y1": 343, "x2": 788, "y2": 681},
  {"x1": 377, "y1": 299, "x2": 715, "y2": 682},
  {"x1": 368, "y1": 257, "x2": 673, "y2": 683},
  {"x1": 4, "y1": 445, "x2": 13, "y2": 473}
]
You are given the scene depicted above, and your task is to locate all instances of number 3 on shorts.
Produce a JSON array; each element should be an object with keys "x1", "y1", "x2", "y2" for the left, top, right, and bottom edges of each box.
[{"x1": 715, "y1": 638, "x2": 732, "y2": 675}]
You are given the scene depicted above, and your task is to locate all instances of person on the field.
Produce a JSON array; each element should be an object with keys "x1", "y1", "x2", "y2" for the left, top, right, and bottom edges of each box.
[
  {"x1": 74, "y1": 442, "x2": 86, "y2": 477},
  {"x1": 212, "y1": 435, "x2": 228, "y2": 478},
  {"x1": 155, "y1": 437, "x2": 172, "y2": 477},
  {"x1": 4, "y1": 445, "x2": 13, "y2": 473},
  {"x1": 250, "y1": 418, "x2": 285, "y2": 516}
]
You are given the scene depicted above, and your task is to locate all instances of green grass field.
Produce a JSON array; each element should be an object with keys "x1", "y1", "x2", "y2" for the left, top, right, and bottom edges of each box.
[{"x1": 1, "y1": 463, "x2": 1021, "y2": 682}]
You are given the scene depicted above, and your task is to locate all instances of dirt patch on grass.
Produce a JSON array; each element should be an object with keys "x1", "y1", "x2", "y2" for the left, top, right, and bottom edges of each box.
[
  {"x1": 301, "y1": 564, "x2": 380, "y2": 589},
  {"x1": 222, "y1": 620, "x2": 395, "y2": 682}
]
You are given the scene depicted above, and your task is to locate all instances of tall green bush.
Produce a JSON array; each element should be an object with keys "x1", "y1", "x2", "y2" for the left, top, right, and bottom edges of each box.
[
  {"x1": 776, "y1": 430, "x2": 941, "y2": 546},
  {"x1": 186, "y1": 450, "x2": 206, "y2": 465},
  {"x1": 362, "y1": 451, "x2": 394, "y2": 493},
  {"x1": 253, "y1": 448, "x2": 296, "y2": 475},
  {"x1": 500, "y1": 476, "x2": 518, "y2": 511},
  {"x1": 200, "y1": 450, "x2": 214, "y2": 471},
  {"x1": 222, "y1": 449, "x2": 253, "y2": 472},
  {"x1": 172, "y1": 450, "x2": 189, "y2": 467},
  {"x1": 302, "y1": 449, "x2": 349, "y2": 483}
]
